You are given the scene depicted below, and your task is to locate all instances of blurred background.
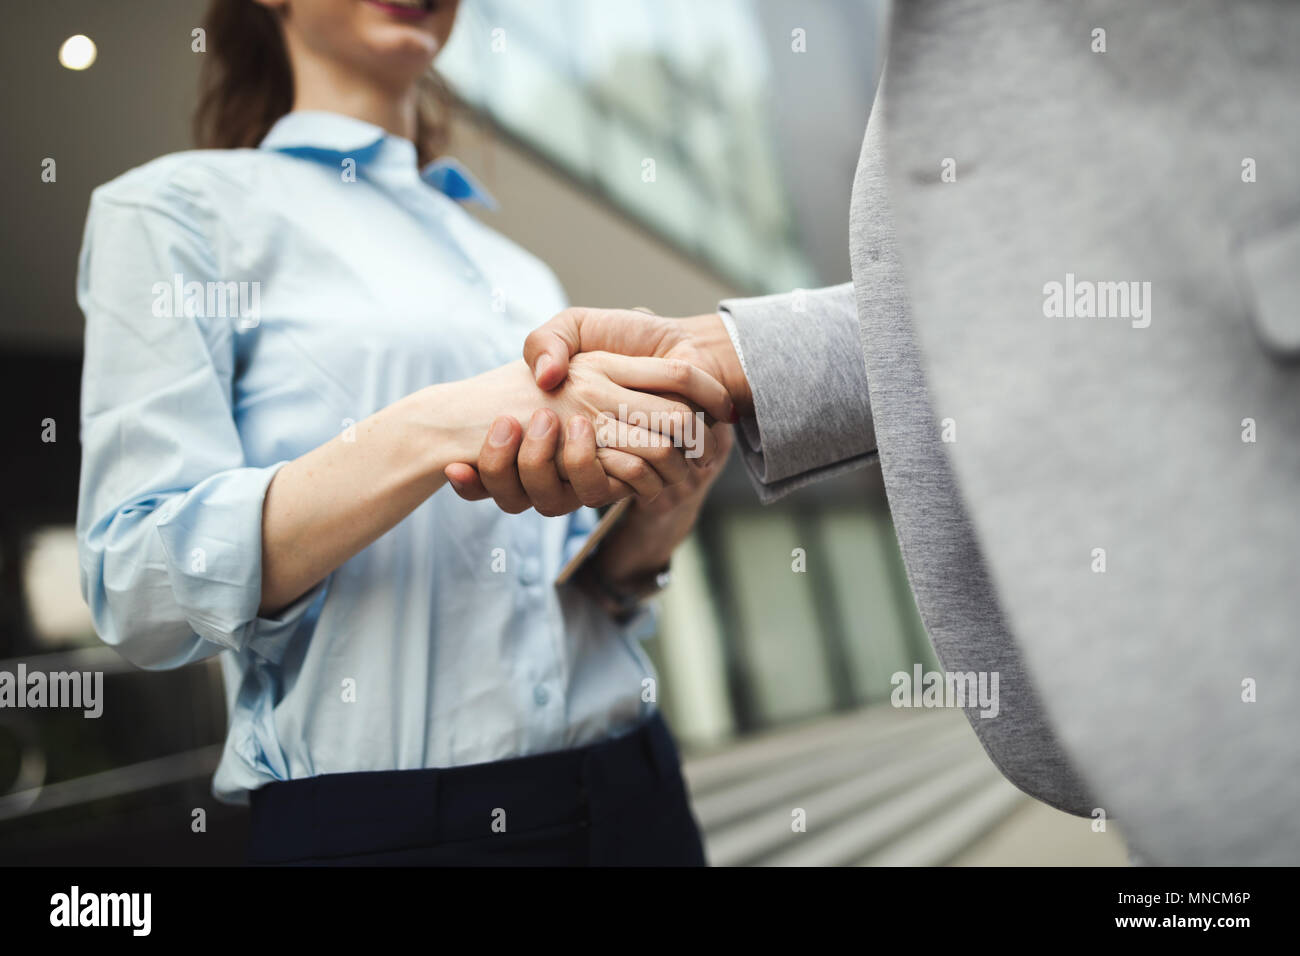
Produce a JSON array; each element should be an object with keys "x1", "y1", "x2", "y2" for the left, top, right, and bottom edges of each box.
[{"x1": 0, "y1": 0, "x2": 1125, "y2": 865}]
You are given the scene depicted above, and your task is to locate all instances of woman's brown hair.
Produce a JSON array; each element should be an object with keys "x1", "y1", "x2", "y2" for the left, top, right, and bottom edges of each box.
[{"x1": 193, "y1": 0, "x2": 451, "y2": 166}]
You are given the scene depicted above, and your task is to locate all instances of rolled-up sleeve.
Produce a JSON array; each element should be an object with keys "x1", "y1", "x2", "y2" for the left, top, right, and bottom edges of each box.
[
  {"x1": 718, "y1": 282, "x2": 877, "y2": 502},
  {"x1": 75, "y1": 184, "x2": 320, "y2": 671}
]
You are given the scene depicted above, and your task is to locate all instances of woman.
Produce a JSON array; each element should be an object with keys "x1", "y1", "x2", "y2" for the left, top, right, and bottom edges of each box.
[{"x1": 75, "y1": 0, "x2": 733, "y2": 865}]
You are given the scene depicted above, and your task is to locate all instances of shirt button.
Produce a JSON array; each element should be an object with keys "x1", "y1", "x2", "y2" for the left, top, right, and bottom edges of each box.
[
  {"x1": 519, "y1": 556, "x2": 541, "y2": 586},
  {"x1": 533, "y1": 685, "x2": 550, "y2": 707}
]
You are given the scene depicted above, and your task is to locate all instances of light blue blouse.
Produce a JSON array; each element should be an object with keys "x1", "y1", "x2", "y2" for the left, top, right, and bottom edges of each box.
[{"x1": 75, "y1": 110, "x2": 654, "y2": 803}]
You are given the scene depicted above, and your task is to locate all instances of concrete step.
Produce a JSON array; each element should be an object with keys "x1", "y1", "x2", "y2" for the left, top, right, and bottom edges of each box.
[
  {"x1": 684, "y1": 705, "x2": 956, "y2": 795},
  {"x1": 702, "y1": 733, "x2": 979, "y2": 866},
  {"x1": 690, "y1": 720, "x2": 968, "y2": 831},
  {"x1": 681, "y1": 706, "x2": 1027, "y2": 867},
  {"x1": 762, "y1": 755, "x2": 998, "y2": 866},
  {"x1": 859, "y1": 775, "x2": 1026, "y2": 866}
]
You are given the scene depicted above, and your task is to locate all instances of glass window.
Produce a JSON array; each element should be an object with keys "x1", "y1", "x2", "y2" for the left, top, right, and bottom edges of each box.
[
  {"x1": 439, "y1": 0, "x2": 820, "y2": 293},
  {"x1": 816, "y1": 508, "x2": 937, "y2": 704},
  {"x1": 716, "y1": 512, "x2": 835, "y2": 724}
]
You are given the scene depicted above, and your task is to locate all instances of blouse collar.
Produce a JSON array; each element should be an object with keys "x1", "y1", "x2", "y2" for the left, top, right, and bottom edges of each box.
[{"x1": 259, "y1": 109, "x2": 497, "y2": 208}]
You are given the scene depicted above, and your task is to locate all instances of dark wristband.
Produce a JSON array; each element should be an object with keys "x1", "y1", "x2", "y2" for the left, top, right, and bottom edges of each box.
[{"x1": 577, "y1": 558, "x2": 671, "y2": 623}]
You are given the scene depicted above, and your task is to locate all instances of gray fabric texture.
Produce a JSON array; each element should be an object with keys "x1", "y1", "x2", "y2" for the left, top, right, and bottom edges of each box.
[
  {"x1": 718, "y1": 284, "x2": 875, "y2": 503},
  {"x1": 722, "y1": 103, "x2": 1095, "y2": 820},
  {"x1": 720, "y1": 0, "x2": 1300, "y2": 863}
]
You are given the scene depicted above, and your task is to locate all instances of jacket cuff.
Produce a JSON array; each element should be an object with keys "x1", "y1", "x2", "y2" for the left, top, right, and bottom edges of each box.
[{"x1": 718, "y1": 284, "x2": 877, "y2": 499}]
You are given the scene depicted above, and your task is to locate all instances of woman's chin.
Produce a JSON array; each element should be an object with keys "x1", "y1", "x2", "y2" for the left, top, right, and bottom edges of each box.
[
  {"x1": 357, "y1": 2, "x2": 442, "y2": 43},
  {"x1": 361, "y1": 29, "x2": 441, "y2": 74}
]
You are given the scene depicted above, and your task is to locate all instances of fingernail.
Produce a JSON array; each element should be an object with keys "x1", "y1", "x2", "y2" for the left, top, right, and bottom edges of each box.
[
  {"x1": 489, "y1": 419, "x2": 514, "y2": 446},
  {"x1": 446, "y1": 474, "x2": 462, "y2": 490},
  {"x1": 568, "y1": 417, "x2": 586, "y2": 441},
  {"x1": 528, "y1": 410, "x2": 552, "y2": 438},
  {"x1": 534, "y1": 354, "x2": 553, "y2": 381}
]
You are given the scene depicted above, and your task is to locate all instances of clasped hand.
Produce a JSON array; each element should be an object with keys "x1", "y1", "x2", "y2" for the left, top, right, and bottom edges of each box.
[{"x1": 444, "y1": 308, "x2": 748, "y2": 517}]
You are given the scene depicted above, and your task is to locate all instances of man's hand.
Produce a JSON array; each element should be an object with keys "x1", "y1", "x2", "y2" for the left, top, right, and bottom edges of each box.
[{"x1": 524, "y1": 308, "x2": 752, "y2": 415}]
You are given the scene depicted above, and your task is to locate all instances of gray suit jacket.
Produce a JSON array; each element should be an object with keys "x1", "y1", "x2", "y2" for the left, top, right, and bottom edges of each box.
[{"x1": 720, "y1": 0, "x2": 1300, "y2": 865}]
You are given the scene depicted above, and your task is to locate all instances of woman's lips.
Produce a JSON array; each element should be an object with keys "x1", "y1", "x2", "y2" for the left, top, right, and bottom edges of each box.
[{"x1": 363, "y1": 0, "x2": 434, "y2": 20}]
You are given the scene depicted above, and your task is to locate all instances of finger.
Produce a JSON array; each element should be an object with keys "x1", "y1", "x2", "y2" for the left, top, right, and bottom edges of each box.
[
  {"x1": 563, "y1": 416, "x2": 628, "y2": 507},
  {"x1": 591, "y1": 353, "x2": 734, "y2": 424},
  {"x1": 444, "y1": 463, "x2": 489, "y2": 500},
  {"x1": 599, "y1": 389, "x2": 718, "y2": 467},
  {"x1": 595, "y1": 447, "x2": 665, "y2": 501},
  {"x1": 591, "y1": 414, "x2": 690, "y2": 487},
  {"x1": 524, "y1": 311, "x2": 581, "y2": 390},
  {"x1": 478, "y1": 416, "x2": 531, "y2": 514},
  {"x1": 524, "y1": 307, "x2": 670, "y2": 390},
  {"x1": 517, "y1": 409, "x2": 583, "y2": 516}
]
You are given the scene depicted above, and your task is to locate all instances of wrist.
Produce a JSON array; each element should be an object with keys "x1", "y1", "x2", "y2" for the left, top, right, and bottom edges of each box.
[
  {"x1": 579, "y1": 552, "x2": 671, "y2": 622},
  {"x1": 597, "y1": 544, "x2": 676, "y2": 587},
  {"x1": 401, "y1": 380, "x2": 488, "y2": 472},
  {"x1": 681, "y1": 312, "x2": 753, "y2": 417}
]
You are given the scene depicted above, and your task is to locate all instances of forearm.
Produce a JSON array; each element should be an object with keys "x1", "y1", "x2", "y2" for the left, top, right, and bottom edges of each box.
[
  {"x1": 573, "y1": 483, "x2": 712, "y2": 624},
  {"x1": 259, "y1": 384, "x2": 471, "y2": 614},
  {"x1": 574, "y1": 503, "x2": 698, "y2": 622},
  {"x1": 587, "y1": 422, "x2": 731, "y2": 588},
  {"x1": 594, "y1": 498, "x2": 703, "y2": 584}
]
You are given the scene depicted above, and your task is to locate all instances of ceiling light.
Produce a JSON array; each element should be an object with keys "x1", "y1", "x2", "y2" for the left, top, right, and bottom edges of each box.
[{"x1": 58, "y1": 34, "x2": 97, "y2": 71}]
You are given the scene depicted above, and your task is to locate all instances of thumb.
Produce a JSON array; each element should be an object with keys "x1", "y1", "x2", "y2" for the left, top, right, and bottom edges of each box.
[
  {"x1": 444, "y1": 463, "x2": 490, "y2": 500},
  {"x1": 523, "y1": 311, "x2": 581, "y2": 390}
]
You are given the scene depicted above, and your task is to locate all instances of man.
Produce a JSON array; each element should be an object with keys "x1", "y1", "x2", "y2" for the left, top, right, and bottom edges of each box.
[{"x1": 447, "y1": 0, "x2": 1300, "y2": 865}]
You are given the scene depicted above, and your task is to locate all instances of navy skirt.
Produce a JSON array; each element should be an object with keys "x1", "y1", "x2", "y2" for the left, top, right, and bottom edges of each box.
[{"x1": 247, "y1": 711, "x2": 707, "y2": 866}]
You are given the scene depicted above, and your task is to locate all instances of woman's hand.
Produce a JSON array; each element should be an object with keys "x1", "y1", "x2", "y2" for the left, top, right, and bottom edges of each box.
[{"x1": 433, "y1": 353, "x2": 729, "y2": 514}]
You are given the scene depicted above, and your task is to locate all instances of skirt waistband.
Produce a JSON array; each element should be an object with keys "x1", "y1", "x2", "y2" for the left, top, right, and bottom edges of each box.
[{"x1": 247, "y1": 711, "x2": 682, "y2": 864}]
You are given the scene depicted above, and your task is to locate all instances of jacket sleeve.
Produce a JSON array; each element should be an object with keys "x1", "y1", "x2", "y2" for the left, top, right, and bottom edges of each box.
[
  {"x1": 718, "y1": 282, "x2": 878, "y2": 502},
  {"x1": 75, "y1": 184, "x2": 322, "y2": 671}
]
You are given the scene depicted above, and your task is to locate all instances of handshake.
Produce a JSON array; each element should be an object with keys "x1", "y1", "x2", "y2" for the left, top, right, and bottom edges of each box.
[{"x1": 438, "y1": 307, "x2": 753, "y2": 518}]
